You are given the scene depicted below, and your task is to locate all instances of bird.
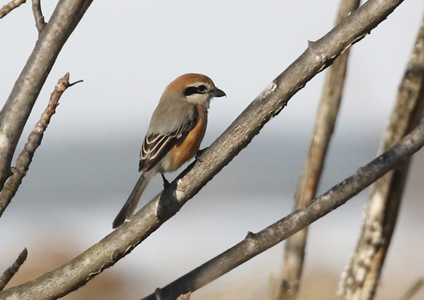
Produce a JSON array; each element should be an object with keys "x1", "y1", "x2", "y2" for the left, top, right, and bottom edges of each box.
[{"x1": 112, "y1": 73, "x2": 226, "y2": 228}]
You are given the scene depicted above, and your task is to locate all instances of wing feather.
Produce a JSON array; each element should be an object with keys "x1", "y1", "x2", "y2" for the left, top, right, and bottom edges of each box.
[{"x1": 139, "y1": 108, "x2": 199, "y2": 172}]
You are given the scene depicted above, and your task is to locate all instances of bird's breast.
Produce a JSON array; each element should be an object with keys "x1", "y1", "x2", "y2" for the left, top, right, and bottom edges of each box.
[{"x1": 168, "y1": 104, "x2": 208, "y2": 171}]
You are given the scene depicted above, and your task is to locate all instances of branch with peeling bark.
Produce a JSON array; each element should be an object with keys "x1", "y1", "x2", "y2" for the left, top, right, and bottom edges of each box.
[
  {"x1": 0, "y1": 1, "x2": 406, "y2": 299},
  {"x1": 0, "y1": 0, "x2": 26, "y2": 19},
  {"x1": 141, "y1": 119, "x2": 424, "y2": 300},
  {"x1": 0, "y1": 73, "x2": 82, "y2": 218},
  {"x1": 0, "y1": 248, "x2": 27, "y2": 291},
  {"x1": 338, "y1": 11, "x2": 424, "y2": 300},
  {"x1": 277, "y1": 1, "x2": 360, "y2": 299},
  {"x1": 0, "y1": 0, "x2": 93, "y2": 191}
]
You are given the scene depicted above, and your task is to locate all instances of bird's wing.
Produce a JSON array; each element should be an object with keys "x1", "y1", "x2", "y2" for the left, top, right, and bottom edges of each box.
[{"x1": 139, "y1": 108, "x2": 199, "y2": 172}]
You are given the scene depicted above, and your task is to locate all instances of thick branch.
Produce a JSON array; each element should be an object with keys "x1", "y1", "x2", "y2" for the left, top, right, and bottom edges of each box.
[
  {"x1": 0, "y1": 73, "x2": 80, "y2": 218},
  {"x1": 0, "y1": 0, "x2": 405, "y2": 299},
  {"x1": 338, "y1": 11, "x2": 424, "y2": 300},
  {"x1": 141, "y1": 119, "x2": 424, "y2": 300},
  {"x1": 0, "y1": 0, "x2": 93, "y2": 191},
  {"x1": 0, "y1": 0, "x2": 26, "y2": 19},
  {"x1": 0, "y1": 248, "x2": 28, "y2": 291},
  {"x1": 278, "y1": 0, "x2": 360, "y2": 299}
]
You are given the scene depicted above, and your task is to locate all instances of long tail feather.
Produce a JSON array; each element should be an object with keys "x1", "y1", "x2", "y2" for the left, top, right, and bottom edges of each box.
[{"x1": 113, "y1": 171, "x2": 154, "y2": 228}]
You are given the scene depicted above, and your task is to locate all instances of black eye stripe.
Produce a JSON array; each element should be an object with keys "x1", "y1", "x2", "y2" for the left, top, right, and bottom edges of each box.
[
  {"x1": 184, "y1": 85, "x2": 207, "y2": 96},
  {"x1": 183, "y1": 87, "x2": 198, "y2": 96}
]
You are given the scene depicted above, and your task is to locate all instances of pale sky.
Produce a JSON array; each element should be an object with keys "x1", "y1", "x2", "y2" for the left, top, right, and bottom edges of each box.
[{"x1": 2, "y1": 1, "x2": 424, "y2": 145}]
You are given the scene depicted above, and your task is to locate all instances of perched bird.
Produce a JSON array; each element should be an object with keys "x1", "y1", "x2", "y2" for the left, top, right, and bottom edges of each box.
[{"x1": 113, "y1": 73, "x2": 225, "y2": 228}]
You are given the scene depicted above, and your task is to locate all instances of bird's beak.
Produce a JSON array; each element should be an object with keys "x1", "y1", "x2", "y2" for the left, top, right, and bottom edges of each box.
[{"x1": 210, "y1": 88, "x2": 226, "y2": 98}]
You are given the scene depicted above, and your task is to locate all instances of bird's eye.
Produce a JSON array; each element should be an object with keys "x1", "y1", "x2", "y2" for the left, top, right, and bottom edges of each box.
[{"x1": 196, "y1": 85, "x2": 207, "y2": 93}]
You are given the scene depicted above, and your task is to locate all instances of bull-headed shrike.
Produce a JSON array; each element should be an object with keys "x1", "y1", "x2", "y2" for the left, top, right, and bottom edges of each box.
[{"x1": 113, "y1": 73, "x2": 225, "y2": 228}]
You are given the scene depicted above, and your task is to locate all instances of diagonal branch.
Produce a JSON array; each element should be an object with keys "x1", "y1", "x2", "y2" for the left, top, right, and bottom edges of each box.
[
  {"x1": 0, "y1": 248, "x2": 28, "y2": 291},
  {"x1": 140, "y1": 118, "x2": 424, "y2": 300},
  {"x1": 0, "y1": 0, "x2": 26, "y2": 19},
  {"x1": 0, "y1": 73, "x2": 82, "y2": 218},
  {"x1": 0, "y1": 0, "x2": 93, "y2": 191},
  {"x1": 0, "y1": 0, "x2": 405, "y2": 299},
  {"x1": 338, "y1": 10, "x2": 424, "y2": 300},
  {"x1": 277, "y1": 0, "x2": 360, "y2": 299}
]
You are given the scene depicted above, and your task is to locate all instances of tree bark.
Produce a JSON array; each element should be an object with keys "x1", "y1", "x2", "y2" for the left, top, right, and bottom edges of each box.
[{"x1": 338, "y1": 11, "x2": 424, "y2": 300}]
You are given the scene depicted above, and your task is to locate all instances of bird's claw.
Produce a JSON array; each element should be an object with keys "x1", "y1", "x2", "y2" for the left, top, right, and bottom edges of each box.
[{"x1": 196, "y1": 147, "x2": 208, "y2": 162}]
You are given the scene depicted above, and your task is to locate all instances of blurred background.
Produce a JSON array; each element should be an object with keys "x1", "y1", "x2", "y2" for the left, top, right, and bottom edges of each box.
[{"x1": 1, "y1": 1, "x2": 424, "y2": 299}]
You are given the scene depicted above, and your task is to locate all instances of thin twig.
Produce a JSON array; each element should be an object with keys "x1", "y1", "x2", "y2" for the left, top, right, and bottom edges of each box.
[
  {"x1": 277, "y1": 0, "x2": 360, "y2": 299},
  {"x1": 0, "y1": 1, "x2": 405, "y2": 299},
  {"x1": 0, "y1": 0, "x2": 26, "y2": 19},
  {"x1": 0, "y1": 73, "x2": 82, "y2": 218},
  {"x1": 338, "y1": 11, "x2": 424, "y2": 300},
  {"x1": 0, "y1": 248, "x2": 28, "y2": 291},
  {"x1": 32, "y1": 0, "x2": 46, "y2": 33},
  {"x1": 140, "y1": 119, "x2": 424, "y2": 300},
  {"x1": 399, "y1": 279, "x2": 424, "y2": 300}
]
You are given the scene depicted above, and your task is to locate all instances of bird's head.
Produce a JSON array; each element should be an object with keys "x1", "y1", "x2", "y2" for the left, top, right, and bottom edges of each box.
[{"x1": 164, "y1": 73, "x2": 226, "y2": 108}]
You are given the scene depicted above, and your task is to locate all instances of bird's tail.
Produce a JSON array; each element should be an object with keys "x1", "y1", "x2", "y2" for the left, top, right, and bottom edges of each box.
[{"x1": 113, "y1": 171, "x2": 154, "y2": 228}]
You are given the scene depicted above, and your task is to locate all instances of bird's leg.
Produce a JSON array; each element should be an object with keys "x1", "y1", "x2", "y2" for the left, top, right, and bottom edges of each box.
[
  {"x1": 195, "y1": 147, "x2": 208, "y2": 162},
  {"x1": 161, "y1": 173, "x2": 170, "y2": 190}
]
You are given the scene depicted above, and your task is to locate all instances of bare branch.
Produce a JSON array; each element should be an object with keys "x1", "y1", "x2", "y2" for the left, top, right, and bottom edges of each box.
[
  {"x1": 277, "y1": 0, "x2": 360, "y2": 299},
  {"x1": 0, "y1": 0, "x2": 26, "y2": 19},
  {"x1": 338, "y1": 11, "x2": 424, "y2": 300},
  {"x1": 32, "y1": 0, "x2": 46, "y2": 33},
  {"x1": 0, "y1": 0, "x2": 93, "y2": 191},
  {"x1": 0, "y1": 1, "x2": 405, "y2": 299},
  {"x1": 140, "y1": 119, "x2": 424, "y2": 300},
  {"x1": 0, "y1": 248, "x2": 28, "y2": 291},
  {"x1": 0, "y1": 73, "x2": 81, "y2": 218},
  {"x1": 399, "y1": 279, "x2": 424, "y2": 300}
]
